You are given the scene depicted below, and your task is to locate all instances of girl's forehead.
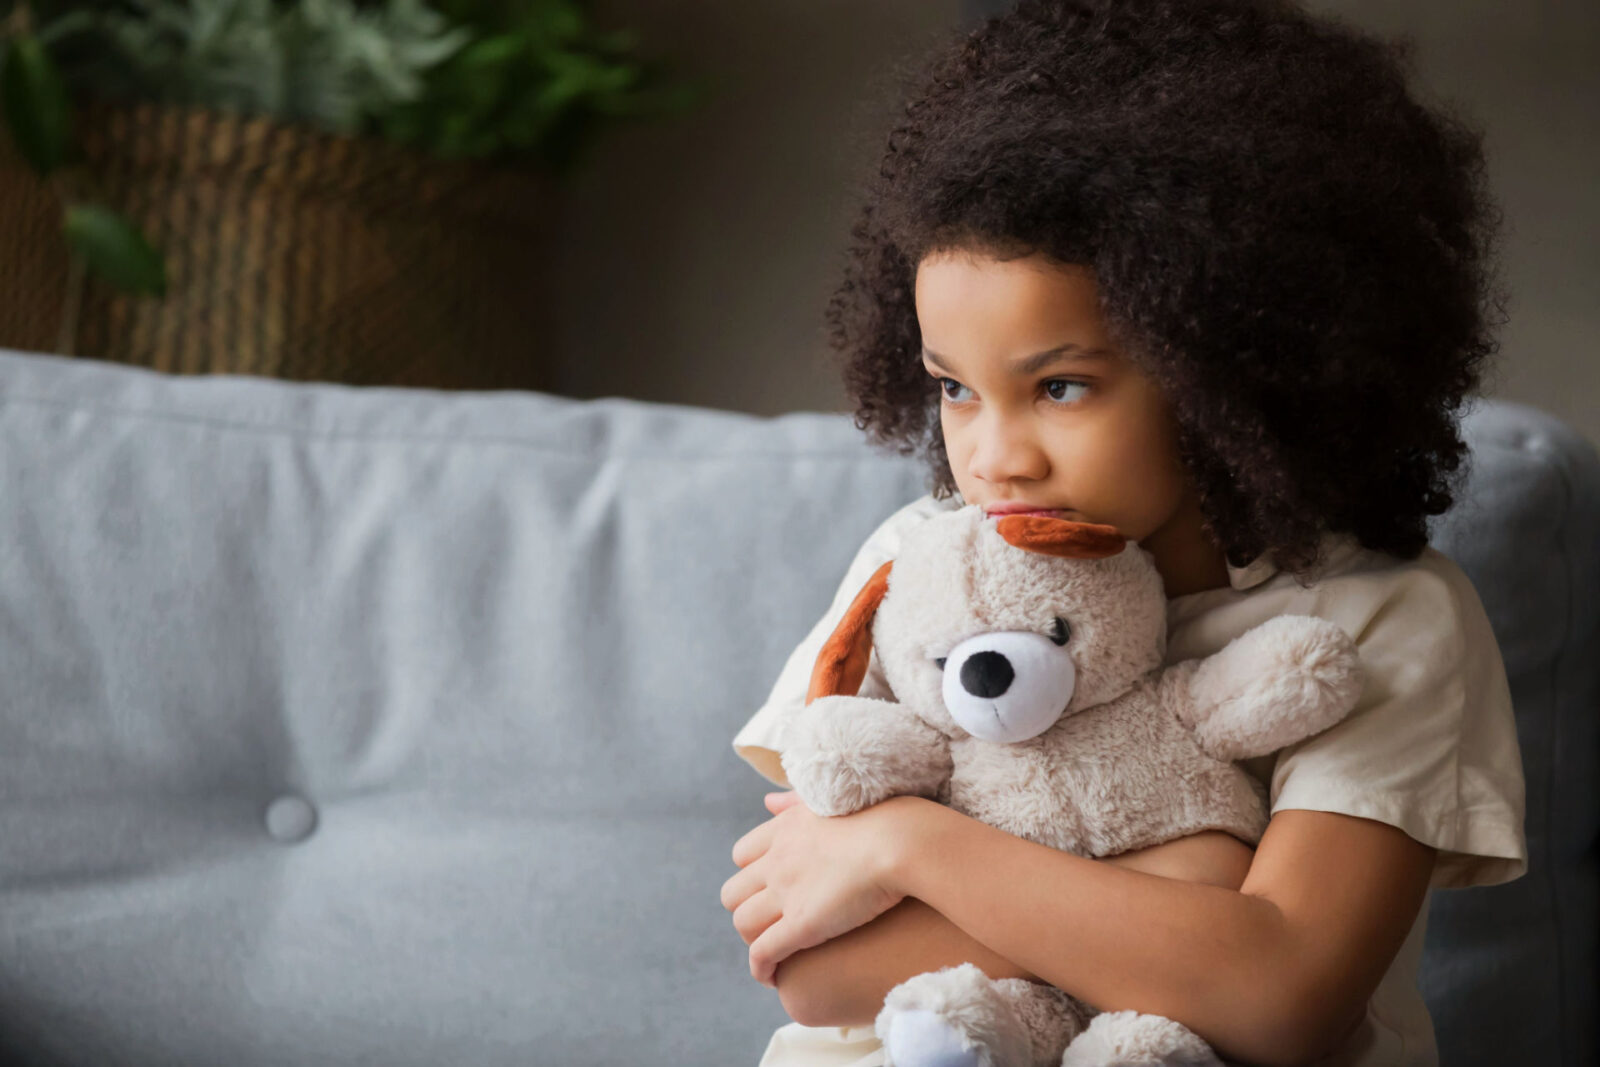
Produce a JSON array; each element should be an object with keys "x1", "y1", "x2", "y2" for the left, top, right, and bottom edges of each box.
[{"x1": 914, "y1": 253, "x2": 1120, "y2": 367}]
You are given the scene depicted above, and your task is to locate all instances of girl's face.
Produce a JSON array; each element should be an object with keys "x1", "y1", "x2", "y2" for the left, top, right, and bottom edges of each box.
[{"x1": 914, "y1": 249, "x2": 1222, "y2": 586}]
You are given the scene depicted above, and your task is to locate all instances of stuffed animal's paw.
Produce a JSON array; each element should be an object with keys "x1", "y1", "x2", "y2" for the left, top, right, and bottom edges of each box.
[
  {"x1": 1180, "y1": 614, "x2": 1363, "y2": 761},
  {"x1": 884, "y1": 1010, "x2": 988, "y2": 1067},
  {"x1": 875, "y1": 963, "x2": 1034, "y2": 1067},
  {"x1": 1060, "y1": 1010, "x2": 1221, "y2": 1067},
  {"x1": 778, "y1": 695, "x2": 951, "y2": 817}
]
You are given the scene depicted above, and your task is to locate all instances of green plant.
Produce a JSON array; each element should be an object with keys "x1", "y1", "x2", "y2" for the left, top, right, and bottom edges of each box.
[
  {"x1": 3, "y1": 5, "x2": 167, "y2": 295},
  {"x1": 381, "y1": 0, "x2": 701, "y2": 170},
  {"x1": 0, "y1": 0, "x2": 699, "y2": 296},
  {"x1": 38, "y1": 0, "x2": 476, "y2": 136}
]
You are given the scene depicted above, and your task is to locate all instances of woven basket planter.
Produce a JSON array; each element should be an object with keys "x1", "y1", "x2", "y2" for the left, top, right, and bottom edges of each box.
[{"x1": 0, "y1": 97, "x2": 557, "y2": 389}]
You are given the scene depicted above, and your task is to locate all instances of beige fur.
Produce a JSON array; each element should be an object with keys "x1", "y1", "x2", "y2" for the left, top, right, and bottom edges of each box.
[{"x1": 779, "y1": 505, "x2": 1363, "y2": 1067}]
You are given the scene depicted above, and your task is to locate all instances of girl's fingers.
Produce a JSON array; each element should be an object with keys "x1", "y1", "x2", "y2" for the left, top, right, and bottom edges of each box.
[
  {"x1": 765, "y1": 790, "x2": 802, "y2": 813},
  {"x1": 731, "y1": 819, "x2": 773, "y2": 868},
  {"x1": 720, "y1": 862, "x2": 761, "y2": 912},
  {"x1": 749, "y1": 918, "x2": 801, "y2": 988},
  {"x1": 731, "y1": 886, "x2": 782, "y2": 947}
]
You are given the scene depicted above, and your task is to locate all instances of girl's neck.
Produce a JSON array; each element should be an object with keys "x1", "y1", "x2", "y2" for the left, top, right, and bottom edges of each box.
[{"x1": 1141, "y1": 491, "x2": 1233, "y2": 599}]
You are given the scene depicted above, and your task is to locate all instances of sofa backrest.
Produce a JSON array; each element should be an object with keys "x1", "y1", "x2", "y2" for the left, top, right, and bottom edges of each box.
[{"x1": 0, "y1": 349, "x2": 1592, "y2": 1066}]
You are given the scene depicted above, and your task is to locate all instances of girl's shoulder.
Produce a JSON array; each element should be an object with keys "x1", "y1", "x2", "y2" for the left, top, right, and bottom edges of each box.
[
  {"x1": 1175, "y1": 533, "x2": 1526, "y2": 890},
  {"x1": 1173, "y1": 531, "x2": 1489, "y2": 645}
]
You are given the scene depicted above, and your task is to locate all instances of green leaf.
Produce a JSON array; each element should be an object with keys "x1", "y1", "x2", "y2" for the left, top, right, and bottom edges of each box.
[
  {"x1": 64, "y1": 204, "x2": 168, "y2": 297},
  {"x1": 458, "y1": 32, "x2": 523, "y2": 75},
  {"x1": 1, "y1": 35, "x2": 72, "y2": 175},
  {"x1": 392, "y1": 25, "x2": 472, "y2": 69}
]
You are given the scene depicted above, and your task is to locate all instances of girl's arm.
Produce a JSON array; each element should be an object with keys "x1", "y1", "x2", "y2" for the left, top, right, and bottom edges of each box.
[
  {"x1": 839, "y1": 801, "x2": 1433, "y2": 1067},
  {"x1": 777, "y1": 828, "x2": 1257, "y2": 1026}
]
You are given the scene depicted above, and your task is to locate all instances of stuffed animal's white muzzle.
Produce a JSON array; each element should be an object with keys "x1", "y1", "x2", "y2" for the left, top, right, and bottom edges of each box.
[{"x1": 940, "y1": 630, "x2": 1076, "y2": 743}]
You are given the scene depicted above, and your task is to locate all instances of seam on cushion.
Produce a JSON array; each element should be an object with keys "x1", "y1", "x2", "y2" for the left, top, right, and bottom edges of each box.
[
  {"x1": 1442, "y1": 411, "x2": 1592, "y2": 1059},
  {"x1": 1523, "y1": 431, "x2": 1575, "y2": 1066},
  {"x1": 0, "y1": 392, "x2": 886, "y2": 462}
]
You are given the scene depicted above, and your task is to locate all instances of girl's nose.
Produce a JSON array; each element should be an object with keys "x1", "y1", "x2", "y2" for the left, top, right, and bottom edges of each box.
[{"x1": 968, "y1": 414, "x2": 1050, "y2": 484}]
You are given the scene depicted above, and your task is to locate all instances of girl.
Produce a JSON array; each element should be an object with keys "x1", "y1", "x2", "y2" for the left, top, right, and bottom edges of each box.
[{"x1": 720, "y1": 1, "x2": 1526, "y2": 1065}]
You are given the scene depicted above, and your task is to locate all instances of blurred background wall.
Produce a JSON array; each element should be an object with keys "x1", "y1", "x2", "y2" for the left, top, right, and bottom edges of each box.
[
  {"x1": 548, "y1": 0, "x2": 1597, "y2": 447},
  {"x1": 545, "y1": 0, "x2": 962, "y2": 415}
]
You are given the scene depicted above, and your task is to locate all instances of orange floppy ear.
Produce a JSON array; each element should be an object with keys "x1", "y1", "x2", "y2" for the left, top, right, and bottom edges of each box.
[
  {"x1": 805, "y1": 559, "x2": 893, "y2": 704},
  {"x1": 995, "y1": 515, "x2": 1127, "y2": 558}
]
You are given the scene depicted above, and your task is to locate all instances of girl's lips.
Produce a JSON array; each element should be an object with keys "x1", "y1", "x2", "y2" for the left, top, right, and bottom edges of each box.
[{"x1": 984, "y1": 505, "x2": 1075, "y2": 518}]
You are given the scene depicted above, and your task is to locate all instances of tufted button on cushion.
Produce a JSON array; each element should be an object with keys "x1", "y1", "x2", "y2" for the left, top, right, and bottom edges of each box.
[{"x1": 263, "y1": 794, "x2": 318, "y2": 843}]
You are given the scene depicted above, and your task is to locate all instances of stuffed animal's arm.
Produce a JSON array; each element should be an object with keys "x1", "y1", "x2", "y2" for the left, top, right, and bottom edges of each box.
[
  {"x1": 1160, "y1": 615, "x2": 1364, "y2": 761},
  {"x1": 779, "y1": 696, "x2": 953, "y2": 817}
]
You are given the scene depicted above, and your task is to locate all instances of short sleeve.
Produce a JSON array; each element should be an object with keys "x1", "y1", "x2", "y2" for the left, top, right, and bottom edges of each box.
[
  {"x1": 1264, "y1": 552, "x2": 1528, "y2": 890},
  {"x1": 731, "y1": 493, "x2": 957, "y2": 787}
]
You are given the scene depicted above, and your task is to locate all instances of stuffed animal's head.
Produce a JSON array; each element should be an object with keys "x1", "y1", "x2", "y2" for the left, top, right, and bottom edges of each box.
[{"x1": 807, "y1": 505, "x2": 1169, "y2": 744}]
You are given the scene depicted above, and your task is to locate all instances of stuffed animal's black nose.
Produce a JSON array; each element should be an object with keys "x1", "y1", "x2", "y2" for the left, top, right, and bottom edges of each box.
[{"x1": 960, "y1": 651, "x2": 1014, "y2": 699}]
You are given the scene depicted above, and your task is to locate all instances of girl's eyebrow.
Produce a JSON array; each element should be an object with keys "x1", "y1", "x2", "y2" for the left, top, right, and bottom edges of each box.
[{"x1": 921, "y1": 343, "x2": 1113, "y2": 376}]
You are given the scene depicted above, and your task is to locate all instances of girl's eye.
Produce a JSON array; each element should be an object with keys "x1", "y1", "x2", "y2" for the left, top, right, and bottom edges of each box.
[
  {"x1": 1044, "y1": 379, "x2": 1090, "y2": 404},
  {"x1": 935, "y1": 377, "x2": 1086, "y2": 405}
]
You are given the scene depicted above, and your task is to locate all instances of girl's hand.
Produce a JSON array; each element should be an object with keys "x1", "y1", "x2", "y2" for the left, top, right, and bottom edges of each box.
[{"x1": 721, "y1": 789, "x2": 915, "y2": 988}]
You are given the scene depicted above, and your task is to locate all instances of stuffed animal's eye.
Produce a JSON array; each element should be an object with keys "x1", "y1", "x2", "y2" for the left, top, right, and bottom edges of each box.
[
  {"x1": 934, "y1": 657, "x2": 947, "y2": 669},
  {"x1": 1049, "y1": 617, "x2": 1071, "y2": 646}
]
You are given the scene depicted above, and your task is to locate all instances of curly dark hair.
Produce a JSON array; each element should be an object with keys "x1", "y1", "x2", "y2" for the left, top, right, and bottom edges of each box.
[{"x1": 824, "y1": 0, "x2": 1505, "y2": 578}]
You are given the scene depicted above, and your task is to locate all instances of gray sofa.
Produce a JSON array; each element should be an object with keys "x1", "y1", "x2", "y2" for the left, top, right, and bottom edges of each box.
[{"x1": 0, "y1": 347, "x2": 1593, "y2": 1066}]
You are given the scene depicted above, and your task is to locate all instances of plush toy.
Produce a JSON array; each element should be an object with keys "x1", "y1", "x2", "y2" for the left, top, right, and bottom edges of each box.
[{"x1": 778, "y1": 505, "x2": 1364, "y2": 1067}]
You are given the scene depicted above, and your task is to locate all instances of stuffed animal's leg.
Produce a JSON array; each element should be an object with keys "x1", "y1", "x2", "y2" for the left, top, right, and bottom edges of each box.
[
  {"x1": 1059, "y1": 1010, "x2": 1222, "y2": 1067},
  {"x1": 994, "y1": 980, "x2": 1093, "y2": 1066},
  {"x1": 779, "y1": 695, "x2": 952, "y2": 816},
  {"x1": 1164, "y1": 614, "x2": 1363, "y2": 762},
  {"x1": 875, "y1": 963, "x2": 1087, "y2": 1067}
]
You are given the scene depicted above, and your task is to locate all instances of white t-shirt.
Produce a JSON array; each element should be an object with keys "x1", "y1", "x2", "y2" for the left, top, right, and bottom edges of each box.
[{"x1": 732, "y1": 492, "x2": 1527, "y2": 1067}]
